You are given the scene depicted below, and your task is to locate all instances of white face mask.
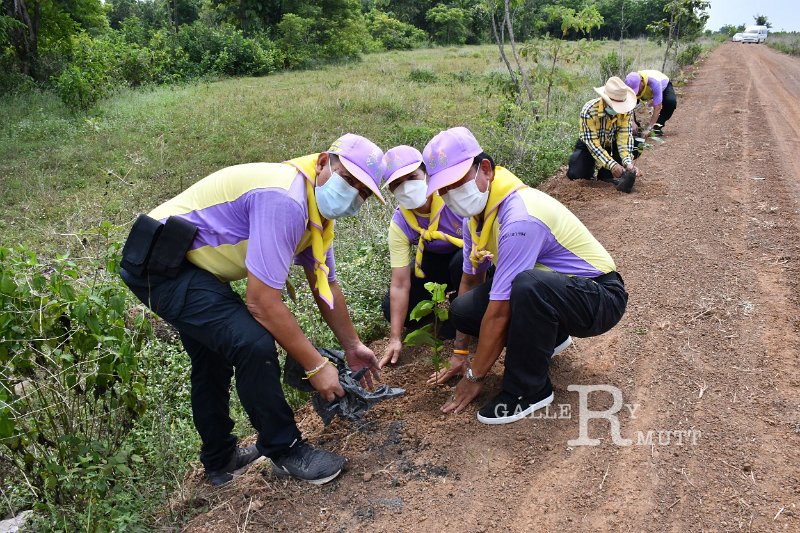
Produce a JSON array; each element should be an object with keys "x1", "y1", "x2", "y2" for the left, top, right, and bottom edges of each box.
[
  {"x1": 393, "y1": 179, "x2": 428, "y2": 210},
  {"x1": 315, "y1": 159, "x2": 364, "y2": 219},
  {"x1": 441, "y1": 166, "x2": 488, "y2": 218}
]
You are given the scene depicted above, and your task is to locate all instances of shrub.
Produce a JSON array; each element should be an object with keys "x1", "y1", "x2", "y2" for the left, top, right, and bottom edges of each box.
[
  {"x1": 0, "y1": 52, "x2": 36, "y2": 95},
  {"x1": 49, "y1": 32, "x2": 178, "y2": 109},
  {"x1": 408, "y1": 67, "x2": 438, "y2": 83},
  {"x1": 484, "y1": 71, "x2": 522, "y2": 101},
  {"x1": 276, "y1": 13, "x2": 319, "y2": 69},
  {"x1": 148, "y1": 29, "x2": 197, "y2": 81},
  {"x1": 115, "y1": 43, "x2": 158, "y2": 87},
  {"x1": 426, "y1": 4, "x2": 468, "y2": 45},
  {"x1": 0, "y1": 228, "x2": 151, "y2": 530},
  {"x1": 482, "y1": 106, "x2": 572, "y2": 186},
  {"x1": 118, "y1": 15, "x2": 152, "y2": 47},
  {"x1": 277, "y1": 3, "x2": 371, "y2": 68},
  {"x1": 51, "y1": 34, "x2": 118, "y2": 111},
  {"x1": 317, "y1": 13, "x2": 372, "y2": 63},
  {"x1": 769, "y1": 39, "x2": 800, "y2": 56},
  {"x1": 368, "y1": 10, "x2": 428, "y2": 50},
  {"x1": 599, "y1": 49, "x2": 633, "y2": 82},
  {"x1": 176, "y1": 23, "x2": 279, "y2": 77},
  {"x1": 676, "y1": 43, "x2": 703, "y2": 67}
]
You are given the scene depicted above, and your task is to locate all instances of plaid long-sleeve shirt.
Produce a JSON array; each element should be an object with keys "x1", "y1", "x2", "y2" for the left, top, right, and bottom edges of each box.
[{"x1": 579, "y1": 98, "x2": 634, "y2": 170}]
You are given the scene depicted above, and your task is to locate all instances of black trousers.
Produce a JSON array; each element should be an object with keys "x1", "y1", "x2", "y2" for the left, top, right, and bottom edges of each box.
[
  {"x1": 566, "y1": 137, "x2": 643, "y2": 181},
  {"x1": 121, "y1": 262, "x2": 301, "y2": 470},
  {"x1": 567, "y1": 135, "x2": 642, "y2": 181},
  {"x1": 449, "y1": 269, "x2": 628, "y2": 396},
  {"x1": 654, "y1": 81, "x2": 677, "y2": 129},
  {"x1": 381, "y1": 249, "x2": 463, "y2": 334}
]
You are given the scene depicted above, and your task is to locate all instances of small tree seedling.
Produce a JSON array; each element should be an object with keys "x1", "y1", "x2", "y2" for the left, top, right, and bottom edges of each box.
[{"x1": 403, "y1": 282, "x2": 449, "y2": 373}]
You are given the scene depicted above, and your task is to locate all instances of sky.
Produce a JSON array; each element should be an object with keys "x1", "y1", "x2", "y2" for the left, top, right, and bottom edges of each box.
[{"x1": 705, "y1": 0, "x2": 800, "y2": 32}]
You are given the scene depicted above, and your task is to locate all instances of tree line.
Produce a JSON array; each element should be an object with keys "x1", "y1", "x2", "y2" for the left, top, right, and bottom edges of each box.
[{"x1": 1, "y1": 0, "x2": 708, "y2": 109}]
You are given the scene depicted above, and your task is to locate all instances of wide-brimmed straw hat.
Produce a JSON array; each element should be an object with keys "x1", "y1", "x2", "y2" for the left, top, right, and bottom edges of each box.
[{"x1": 593, "y1": 76, "x2": 637, "y2": 114}]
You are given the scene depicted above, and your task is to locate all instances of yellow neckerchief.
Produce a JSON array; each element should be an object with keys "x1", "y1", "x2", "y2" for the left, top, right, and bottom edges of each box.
[
  {"x1": 400, "y1": 193, "x2": 464, "y2": 278},
  {"x1": 595, "y1": 99, "x2": 623, "y2": 126},
  {"x1": 467, "y1": 167, "x2": 527, "y2": 273},
  {"x1": 284, "y1": 154, "x2": 335, "y2": 309},
  {"x1": 638, "y1": 71, "x2": 651, "y2": 101}
]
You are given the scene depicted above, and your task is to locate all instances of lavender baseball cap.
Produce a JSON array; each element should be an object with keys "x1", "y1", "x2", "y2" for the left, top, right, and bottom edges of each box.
[
  {"x1": 624, "y1": 72, "x2": 641, "y2": 95},
  {"x1": 382, "y1": 145, "x2": 424, "y2": 188},
  {"x1": 423, "y1": 126, "x2": 483, "y2": 196},
  {"x1": 327, "y1": 133, "x2": 386, "y2": 204}
]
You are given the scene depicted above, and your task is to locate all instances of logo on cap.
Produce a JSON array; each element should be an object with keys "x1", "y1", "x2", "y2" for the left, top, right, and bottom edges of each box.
[
  {"x1": 385, "y1": 151, "x2": 400, "y2": 173},
  {"x1": 366, "y1": 149, "x2": 382, "y2": 172},
  {"x1": 428, "y1": 149, "x2": 448, "y2": 170}
]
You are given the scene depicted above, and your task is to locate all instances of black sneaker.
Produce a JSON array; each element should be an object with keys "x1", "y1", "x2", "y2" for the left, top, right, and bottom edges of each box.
[
  {"x1": 271, "y1": 440, "x2": 346, "y2": 485},
  {"x1": 477, "y1": 381, "x2": 554, "y2": 425},
  {"x1": 206, "y1": 445, "x2": 262, "y2": 486},
  {"x1": 616, "y1": 170, "x2": 636, "y2": 193}
]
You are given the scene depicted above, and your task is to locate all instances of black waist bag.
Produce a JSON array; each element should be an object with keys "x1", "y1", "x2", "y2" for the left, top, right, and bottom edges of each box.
[
  {"x1": 121, "y1": 215, "x2": 198, "y2": 278},
  {"x1": 121, "y1": 215, "x2": 163, "y2": 276}
]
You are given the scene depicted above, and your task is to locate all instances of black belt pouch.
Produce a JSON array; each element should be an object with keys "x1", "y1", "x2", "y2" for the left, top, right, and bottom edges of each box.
[
  {"x1": 146, "y1": 216, "x2": 198, "y2": 278},
  {"x1": 120, "y1": 214, "x2": 163, "y2": 277}
]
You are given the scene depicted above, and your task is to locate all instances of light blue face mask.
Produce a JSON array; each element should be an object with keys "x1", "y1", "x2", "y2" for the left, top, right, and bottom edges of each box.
[
  {"x1": 315, "y1": 160, "x2": 364, "y2": 219},
  {"x1": 605, "y1": 106, "x2": 618, "y2": 116}
]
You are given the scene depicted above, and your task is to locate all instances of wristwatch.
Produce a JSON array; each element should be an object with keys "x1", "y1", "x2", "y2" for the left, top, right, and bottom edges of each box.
[{"x1": 465, "y1": 367, "x2": 485, "y2": 383}]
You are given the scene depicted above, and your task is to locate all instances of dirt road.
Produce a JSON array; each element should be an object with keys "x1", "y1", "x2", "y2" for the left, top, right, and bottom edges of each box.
[{"x1": 182, "y1": 43, "x2": 800, "y2": 532}]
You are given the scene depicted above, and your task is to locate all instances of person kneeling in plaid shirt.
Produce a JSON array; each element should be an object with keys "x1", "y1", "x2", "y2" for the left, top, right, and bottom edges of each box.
[{"x1": 566, "y1": 76, "x2": 642, "y2": 193}]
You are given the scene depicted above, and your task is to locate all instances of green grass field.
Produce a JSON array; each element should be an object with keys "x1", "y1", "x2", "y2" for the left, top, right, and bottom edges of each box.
[{"x1": 0, "y1": 39, "x2": 674, "y2": 251}]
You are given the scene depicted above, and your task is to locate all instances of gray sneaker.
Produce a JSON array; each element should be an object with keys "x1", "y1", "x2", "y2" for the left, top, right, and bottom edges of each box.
[
  {"x1": 206, "y1": 445, "x2": 262, "y2": 486},
  {"x1": 272, "y1": 441, "x2": 346, "y2": 485}
]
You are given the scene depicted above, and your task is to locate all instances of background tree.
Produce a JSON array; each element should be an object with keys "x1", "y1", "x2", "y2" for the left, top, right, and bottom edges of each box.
[
  {"x1": 485, "y1": 0, "x2": 535, "y2": 105},
  {"x1": 753, "y1": 14, "x2": 771, "y2": 28},
  {"x1": 275, "y1": 0, "x2": 371, "y2": 67},
  {"x1": 366, "y1": 9, "x2": 427, "y2": 50},
  {"x1": 646, "y1": 0, "x2": 709, "y2": 71},
  {"x1": 426, "y1": 3, "x2": 468, "y2": 45},
  {"x1": 205, "y1": 0, "x2": 282, "y2": 33},
  {"x1": 106, "y1": 0, "x2": 140, "y2": 29},
  {"x1": 166, "y1": 0, "x2": 201, "y2": 32},
  {"x1": 371, "y1": 0, "x2": 436, "y2": 30},
  {"x1": 718, "y1": 24, "x2": 739, "y2": 37},
  {"x1": 534, "y1": 3, "x2": 603, "y2": 117},
  {"x1": 1, "y1": 0, "x2": 702, "y2": 99},
  {"x1": 595, "y1": 0, "x2": 668, "y2": 39},
  {"x1": 2, "y1": 0, "x2": 108, "y2": 80}
]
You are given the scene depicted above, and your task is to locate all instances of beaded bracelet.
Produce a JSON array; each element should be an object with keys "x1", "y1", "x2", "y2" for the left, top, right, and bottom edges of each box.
[{"x1": 302, "y1": 359, "x2": 331, "y2": 380}]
